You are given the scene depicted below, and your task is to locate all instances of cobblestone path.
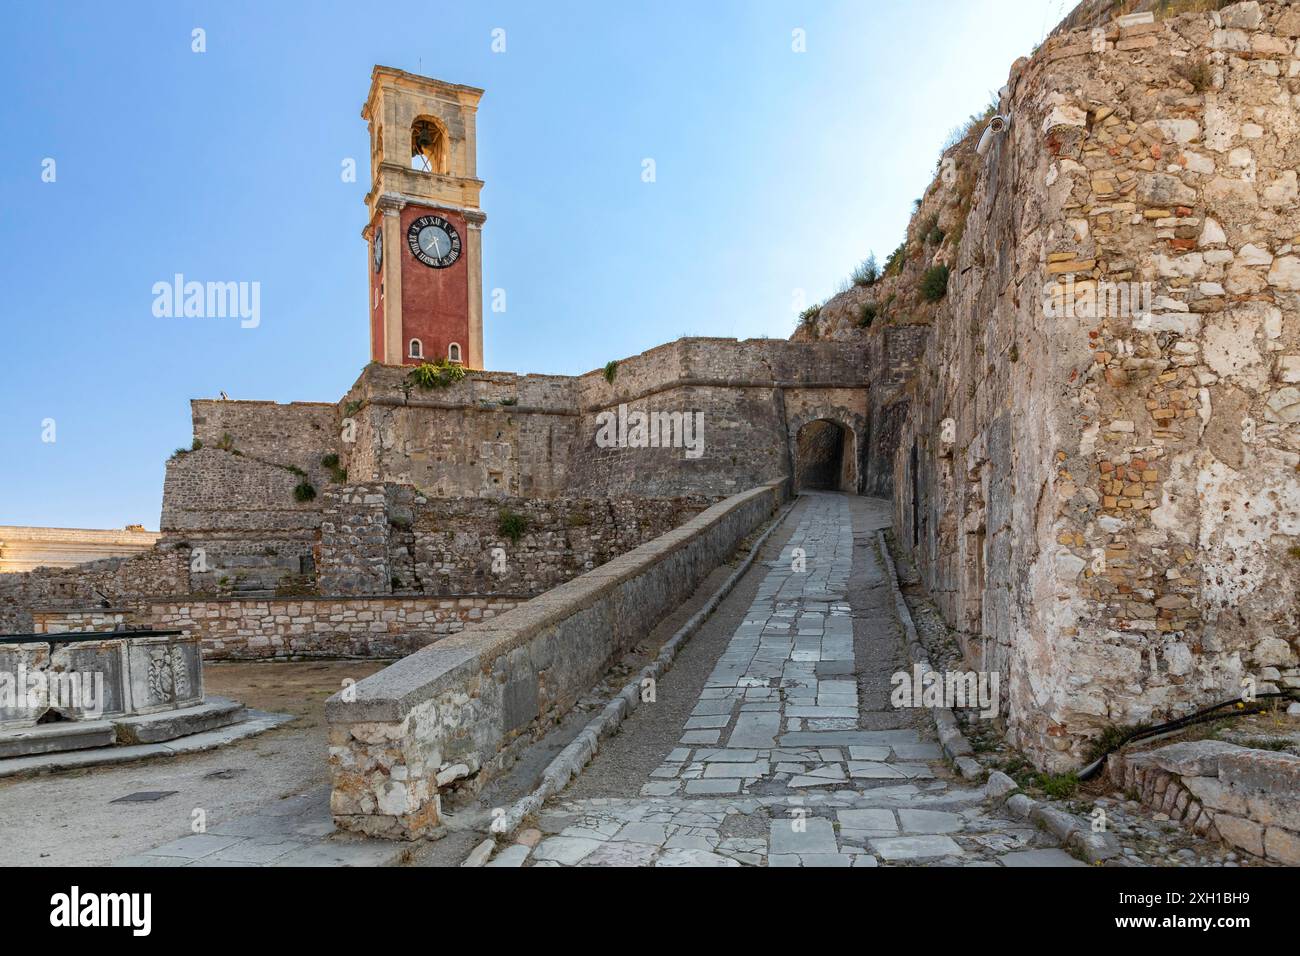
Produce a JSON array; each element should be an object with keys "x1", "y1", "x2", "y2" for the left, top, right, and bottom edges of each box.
[{"x1": 515, "y1": 493, "x2": 1080, "y2": 867}]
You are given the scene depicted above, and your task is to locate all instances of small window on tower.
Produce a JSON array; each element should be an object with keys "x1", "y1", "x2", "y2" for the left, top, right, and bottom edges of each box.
[
  {"x1": 448, "y1": 342, "x2": 462, "y2": 364},
  {"x1": 409, "y1": 338, "x2": 424, "y2": 359}
]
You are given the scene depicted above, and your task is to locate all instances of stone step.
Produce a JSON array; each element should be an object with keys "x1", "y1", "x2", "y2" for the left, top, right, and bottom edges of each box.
[
  {"x1": 112, "y1": 696, "x2": 246, "y2": 745},
  {"x1": 0, "y1": 709, "x2": 293, "y2": 778},
  {"x1": 0, "y1": 720, "x2": 117, "y2": 759}
]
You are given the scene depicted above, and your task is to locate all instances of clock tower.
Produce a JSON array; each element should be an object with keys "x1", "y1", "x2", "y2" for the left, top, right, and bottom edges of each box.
[{"x1": 362, "y1": 66, "x2": 485, "y2": 368}]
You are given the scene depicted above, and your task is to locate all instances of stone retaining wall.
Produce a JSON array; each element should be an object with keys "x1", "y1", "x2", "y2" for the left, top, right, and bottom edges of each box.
[
  {"x1": 324, "y1": 479, "x2": 787, "y2": 839},
  {"x1": 1107, "y1": 739, "x2": 1300, "y2": 865},
  {"x1": 32, "y1": 596, "x2": 523, "y2": 661}
]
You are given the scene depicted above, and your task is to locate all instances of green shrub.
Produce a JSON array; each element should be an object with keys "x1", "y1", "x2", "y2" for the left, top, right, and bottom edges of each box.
[
  {"x1": 293, "y1": 480, "x2": 316, "y2": 503},
  {"x1": 498, "y1": 508, "x2": 528, "y2": 543},
  {"x1": 922, "y1": 214, "x2": 943, "y2": 245},
  {"x1": 1033, "y1": 771, "x2": 1079, "y2": 800},
  {"x1": 603, "y1": 361, "x2": 619, "y2": 385},
  {"x1": 857, "y1": 302, "x2": 879, "y2": 328},
  {"x1": 924, "y1": 215, "x2": 945, "y2": 245},
  {"x1": 322, "y1": 453, "x2": 347, "y2": 483},
  {"x1": 215, "y1": 432, "x2": 235, "y2": 452},
  {"x1": 920, "y1": 264, "x2": 950, "y2": 301},
  {"x1": 885, "y1": 243, "x2": 907, "y2": 277},
  {"x1": 408, "y1": 359, "x2": 466, "y2": 390},
  {"x1": 499, "y1": 397, "x2": 518, "y2": 406},
  {"x1": 851, "y1": 254, "x2": 880, "y2": 287}
]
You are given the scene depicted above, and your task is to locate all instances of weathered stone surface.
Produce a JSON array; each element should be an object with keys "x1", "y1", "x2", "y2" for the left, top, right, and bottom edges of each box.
[
  {"x1": 1217, "y1": 749, "x2": 1300, "y2": 796},
  {"x1": 1144, "y1": 740, "x2": 1249, "y2": 777},
  {"x1": 1263, "y1": 826, "x2": 1300, "y2": 866},
  {"x1": 869, "y1": 835, "x2": 964, "y2": 861},
  {"x1": 1213, "y1": 814, "x2": 1264, "y2": 856},
  {"x1": 112, "y1": 697, "x2": 244, "y2": 745},
  {"x1": 0, "y1": 721, "x2": 117, "y2": 759},
  {"x1": 887, "y1": 1, "x2": 1300, "y2": 772}
]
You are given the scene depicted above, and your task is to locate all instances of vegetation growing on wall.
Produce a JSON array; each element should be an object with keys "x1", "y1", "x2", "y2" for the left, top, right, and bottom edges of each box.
[
  {"x1": 920, "y1": 265, "x2": 950, "y2": 302},
  {"x1": 408, "y1": 359, "x2": 466, "y2": 390},
  {"x1": 322, "y1": 453, "x2": 347, "y2": 483},
  {"x1": 498, "y1": 508, "x2": 528, "y2": 543}
]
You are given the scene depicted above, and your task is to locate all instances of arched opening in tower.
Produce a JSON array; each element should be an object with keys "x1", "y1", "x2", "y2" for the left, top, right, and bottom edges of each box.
[{"x1": 795, "y1": 419, "x2": 853, "y2": 492}]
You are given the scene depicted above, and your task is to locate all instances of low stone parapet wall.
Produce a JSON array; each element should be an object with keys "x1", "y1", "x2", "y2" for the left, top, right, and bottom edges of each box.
[
  {"x1": 33, "y1": 595, "x2": 524, "y2": 661},
  {"x1": 1107, "y1": 739, "x2": 1300, "y2": 865},
  {"x1": 324, "y1": 479, "x2": 787, "y2": 839}
]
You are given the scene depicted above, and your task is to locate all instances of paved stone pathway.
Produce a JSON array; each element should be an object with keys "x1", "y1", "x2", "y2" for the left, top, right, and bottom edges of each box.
[{"x1": 514, "y1": 493, "x2": 1080, "y2": 867}]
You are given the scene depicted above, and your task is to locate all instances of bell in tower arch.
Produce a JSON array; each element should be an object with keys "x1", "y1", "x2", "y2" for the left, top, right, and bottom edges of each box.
[{"x1": 410, "y1": 118, "x2": 448, "y2": 174}]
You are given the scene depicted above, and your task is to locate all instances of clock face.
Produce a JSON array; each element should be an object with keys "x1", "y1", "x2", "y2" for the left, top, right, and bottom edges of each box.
[
  {"x1": 407, "y1": 215, "x2": 462, "y2": 268},
  {"x1": 373, "y1": 229, "x2": 383, "y2": 272}
]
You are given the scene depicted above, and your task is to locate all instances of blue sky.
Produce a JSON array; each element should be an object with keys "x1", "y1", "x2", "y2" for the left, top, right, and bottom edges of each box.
[{"x1": 0, "y1": 0, "x2": 1061, "y2": 528}]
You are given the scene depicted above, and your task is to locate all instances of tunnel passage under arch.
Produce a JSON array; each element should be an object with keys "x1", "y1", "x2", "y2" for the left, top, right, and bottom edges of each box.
[{"x1": 794, "y1": 418, "x2": 856, "y2": 492}]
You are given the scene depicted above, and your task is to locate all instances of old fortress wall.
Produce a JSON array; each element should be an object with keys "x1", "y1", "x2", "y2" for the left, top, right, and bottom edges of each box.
[
  {"x1": 2, "y1": 336, "x2": 880, "y2": 660},
  {"x1": 889, "y1": 0, "x2": 1300, "y2": 768}
]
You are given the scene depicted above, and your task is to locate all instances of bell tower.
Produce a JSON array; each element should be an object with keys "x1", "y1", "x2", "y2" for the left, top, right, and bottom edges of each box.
[{"x1": 362, "y1": 66, "x2": 485, "y2": 368}]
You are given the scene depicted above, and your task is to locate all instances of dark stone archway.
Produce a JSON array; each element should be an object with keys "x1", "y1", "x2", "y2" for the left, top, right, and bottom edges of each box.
[
  {"x1": 786, "y1": 403, "x2": 865, "y2": 494},
  {"x1": 794, "y1": 419, "x2": 854, "y2": 492}
]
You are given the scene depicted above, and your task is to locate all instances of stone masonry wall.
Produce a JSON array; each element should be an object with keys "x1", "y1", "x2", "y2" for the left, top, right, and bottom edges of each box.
[
  {"x1": 864, "y1": 325, "x2": 929, "y2": 496},
  {"x1": 894, "y1": 1, "x2": 1300, "y2": 770},
  {"x1": 159, "y1": 339, "x2": 868, "y2": 546},
  {"x1": 0, "y1": 548, "x2": 189, "y2": 633},
  {"x1": 33, "y1": 596, "x2": 523, "y2": 660},
  {"x1": 570, "y1": 339, "x2": 869, "y2": 497},
  {"x1": 1107, "y1": 739, "x2": 1300, "y2": 865},
  {"x1": 161, "y1": 444, "x2": 331, "y2": 595},
  {"x1": 318, "y1": 483, "x2": 718, "y2": 597}
]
